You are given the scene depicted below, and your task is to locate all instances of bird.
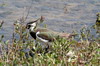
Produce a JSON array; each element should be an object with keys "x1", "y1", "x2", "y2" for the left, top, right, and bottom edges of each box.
[{"x1": 26, "y1": 17, "x2": 76, "y2": 51}]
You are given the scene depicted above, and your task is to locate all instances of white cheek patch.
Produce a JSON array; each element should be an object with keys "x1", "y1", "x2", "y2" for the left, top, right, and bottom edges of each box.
[
  {"x1": 31, "y1": 23, "x2": 36, "y2": 28},
  {"x1": 30, "y1": 27, "x2": 34, "y2": 31},
  {"x1": 36, "y1": 32, "x2": 49, "y2": 43},
  {"x1": 29, "y1": 23, "x2": 36, "y2": 31}
]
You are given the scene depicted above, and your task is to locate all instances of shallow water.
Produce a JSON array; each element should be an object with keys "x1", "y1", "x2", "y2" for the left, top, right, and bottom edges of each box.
[{"x1": 0, "y1": 0, "x2": 100, "y2": 40}]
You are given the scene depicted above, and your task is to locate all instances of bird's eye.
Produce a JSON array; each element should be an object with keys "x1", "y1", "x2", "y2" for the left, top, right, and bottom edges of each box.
[
  {"x1": 28, "y1": 25, "x2": 31, "y2": 27},
  {"x1": 26, "y1": 24, "x2": 31, "y2": 29}
]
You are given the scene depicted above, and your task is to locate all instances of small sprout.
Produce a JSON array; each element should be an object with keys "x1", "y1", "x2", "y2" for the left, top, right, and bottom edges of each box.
[
  {"x1": 44, "y1": 24, "x2": 47, "y2": 28},
  {"x1": 96, "y1": 12, "x2": 100, "y2": 26},
  {"x1": 0, "y1": 20, "x2": 4, "y2": 28},
  {"x1": 5, "y1": 40, "x2": 9, "y2": 45},
  {"x1": 14, "y1": 20, "x2": 20, "y2": 26}
]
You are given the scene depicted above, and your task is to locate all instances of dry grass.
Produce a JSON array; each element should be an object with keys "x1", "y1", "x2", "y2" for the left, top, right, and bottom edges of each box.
[{"x1": 0, "y1": 17, "x2": 100, "y2": 66}]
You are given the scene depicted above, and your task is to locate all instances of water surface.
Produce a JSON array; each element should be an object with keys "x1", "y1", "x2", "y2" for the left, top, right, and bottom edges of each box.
[{"x1": 0, "y1": 0, "x2": 100, "y2": 40}]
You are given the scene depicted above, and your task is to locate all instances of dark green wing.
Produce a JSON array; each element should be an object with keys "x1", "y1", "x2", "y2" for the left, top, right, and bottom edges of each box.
[{"x1": 37, "y1": 32, "x2": 56, "y2": 42}]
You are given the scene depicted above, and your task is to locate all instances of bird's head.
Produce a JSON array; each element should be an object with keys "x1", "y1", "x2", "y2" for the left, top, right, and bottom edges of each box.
[
  {"x1": 26, "y1": 16, "x2": 45, "y2": 31},
  {"x1": 26, "y1": 20, "x2": 38, "y2": 31}
]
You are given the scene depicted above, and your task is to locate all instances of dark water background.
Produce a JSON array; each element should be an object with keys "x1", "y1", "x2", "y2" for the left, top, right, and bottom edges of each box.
[{"x1": 0, "y1": 0, "x2": 100, "y2": 40}]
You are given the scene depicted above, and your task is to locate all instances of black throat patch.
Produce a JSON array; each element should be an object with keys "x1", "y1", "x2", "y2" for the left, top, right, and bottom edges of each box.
[{"x1": 30, "y1": 32, "x2": 36, "y2": 39}]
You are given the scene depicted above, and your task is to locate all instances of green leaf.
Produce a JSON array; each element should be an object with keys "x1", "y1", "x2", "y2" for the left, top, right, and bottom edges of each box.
[{"x1": 96, "y1": 48, "x2": 100, "y2": 51}]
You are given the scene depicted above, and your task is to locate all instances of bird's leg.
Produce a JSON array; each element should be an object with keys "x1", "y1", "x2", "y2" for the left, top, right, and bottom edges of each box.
[
  {"x1": 29, "y1": 50, "x2": 35, "y2": 57},
  {"x1": 34, "y1": 40, "x2": 39, "y2": 47},
  {"x1": 43, "y1": 43, "x2": 50, "y2": 54}
]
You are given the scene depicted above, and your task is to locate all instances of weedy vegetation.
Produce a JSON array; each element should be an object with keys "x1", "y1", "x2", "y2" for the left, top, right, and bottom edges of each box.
[
  {"x1": 0, "y1": 16, "x2": 100, "y2": 66},
  {"x1": 0, "y1": 5, "x2": 100, "y2": 65}
]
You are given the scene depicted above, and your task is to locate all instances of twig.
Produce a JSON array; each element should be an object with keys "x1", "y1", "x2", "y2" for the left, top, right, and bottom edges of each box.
[{"x1": 24, "y1": 0, "x2": 33, "y2": 22}]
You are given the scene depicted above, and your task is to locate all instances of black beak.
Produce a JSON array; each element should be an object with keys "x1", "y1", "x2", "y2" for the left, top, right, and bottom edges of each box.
[{"x1": 26, "y1": 24, "x2": 30, "y2": 29}]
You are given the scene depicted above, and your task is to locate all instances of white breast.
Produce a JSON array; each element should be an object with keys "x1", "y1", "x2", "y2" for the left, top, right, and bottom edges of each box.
[{"x1": 36, "y1": 31, "x2": 49, "y2": 43}]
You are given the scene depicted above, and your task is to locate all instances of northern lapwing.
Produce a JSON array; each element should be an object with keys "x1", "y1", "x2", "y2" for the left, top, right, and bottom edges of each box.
[{"x1": 26, "y1": 17, "x2": 75, "y2": 50}]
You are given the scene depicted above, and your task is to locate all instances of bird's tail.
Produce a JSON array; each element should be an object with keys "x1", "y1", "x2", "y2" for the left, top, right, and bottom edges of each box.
[{"x1": 59, "y1": 33, "x2": 77, "y2": 38}]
